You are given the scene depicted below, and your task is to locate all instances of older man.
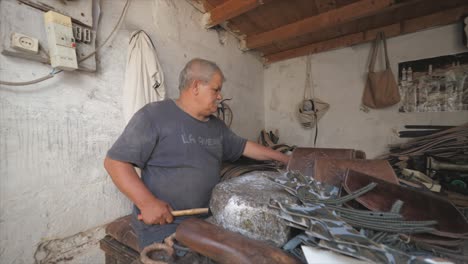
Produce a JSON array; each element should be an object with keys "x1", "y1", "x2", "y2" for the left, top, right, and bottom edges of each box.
[{"x1": 104, "y1": 58, "x2": 289, "y2": 248}]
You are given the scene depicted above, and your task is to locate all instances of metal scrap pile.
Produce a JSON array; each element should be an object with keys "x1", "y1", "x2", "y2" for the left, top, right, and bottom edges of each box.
[
  {"x1": 382, "y1": 123, "x2": 468, "y2": 208},
  {"x1": 268, "y1": 147, "x2": 468, "y2": 264}
]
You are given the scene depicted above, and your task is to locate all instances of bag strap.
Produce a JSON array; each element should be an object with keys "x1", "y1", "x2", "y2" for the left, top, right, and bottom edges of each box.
[
  {"x1": 381, "y1": 32, "x2": 391, "y2": 69},
  {"x1": 369, "y1": 32, "x2": 391, "y2": 71},
  {"x1": 368, "y1": 32, "x2": 381, "y2": 72}
]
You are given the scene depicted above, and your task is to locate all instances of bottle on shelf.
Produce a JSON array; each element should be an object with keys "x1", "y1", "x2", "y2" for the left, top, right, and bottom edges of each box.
[{"x1": 407, "y1": 67, "x2": 413, "y2": 82}]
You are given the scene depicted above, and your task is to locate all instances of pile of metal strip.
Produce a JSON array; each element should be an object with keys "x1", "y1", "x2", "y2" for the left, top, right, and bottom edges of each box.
[
  {"x1": 342, "y1": 171, "x2": 468, "y2": 262},
  {"x1": 267, "y1": 171, "x2": 459, "y2": 264},
  {"x1": 384, "y1": 123, "x2": 468, "y2": 160},
  {"x1": 398, "y1": 125, "x2": 456, "y2": 138},
  {"x1": 220, "y1": 130, "x2": 295, "y2": 181},
  {"x1": 343, "y1": 170, "x2": 468, "y2": 239},
  {"x1": 380, "y1": 123, "x2": 468, "y2": 208},
  {"x1": 220, "y1": 157, "x2": 279, "y2": 182}
]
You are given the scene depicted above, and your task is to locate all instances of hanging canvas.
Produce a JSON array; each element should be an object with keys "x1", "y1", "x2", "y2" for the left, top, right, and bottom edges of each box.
[{"x1": 398, "y1": 52, "x2": 468, "y2": 112}]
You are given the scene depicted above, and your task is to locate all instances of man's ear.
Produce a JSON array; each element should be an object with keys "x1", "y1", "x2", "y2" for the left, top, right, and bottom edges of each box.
[{"x1": 191, "y1": 80, "x2": 200, "y2": 96}]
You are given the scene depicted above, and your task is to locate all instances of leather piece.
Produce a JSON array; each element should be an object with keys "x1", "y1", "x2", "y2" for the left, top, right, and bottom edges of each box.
[
  {"x1": 176, "y1": 218, "x2": 301, "y2": 264},
  {"x1": 314, "y1": 159, "x2": 398, "y2": 187},
  {"x1": 287, "y1": 148, "x2": 365, "y2": 178},
  {"x1": 106, "y1": 215, "x2": 140, "y2": 252},
  {"x1": 343, "y1": 170, "x2": 468, "y2": 239}
]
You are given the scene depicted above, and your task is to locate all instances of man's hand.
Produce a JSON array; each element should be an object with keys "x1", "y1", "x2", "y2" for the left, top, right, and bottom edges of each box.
[
  {"x1": 139, "y1": 198, "x2": 174, "y2": 225},
  {"x1": 243, "y1": 141, "x2": 290, "y2": 165},
  {"x1": 104, "y1": 157, "x2": 175, "y2": 225}
]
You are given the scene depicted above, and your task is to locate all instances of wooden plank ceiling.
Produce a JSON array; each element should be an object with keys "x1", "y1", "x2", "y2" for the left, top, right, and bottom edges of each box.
[{"x1": 187, "y1": 0, "x2": 468, "y2": 64}]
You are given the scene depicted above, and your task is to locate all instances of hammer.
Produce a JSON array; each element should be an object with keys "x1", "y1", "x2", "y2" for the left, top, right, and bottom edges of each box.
[{"x1": 137, "y1": 207, "x2": 209, "y2": 220}]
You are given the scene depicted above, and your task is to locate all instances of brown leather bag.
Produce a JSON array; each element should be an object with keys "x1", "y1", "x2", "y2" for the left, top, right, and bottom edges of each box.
[{"x1": 362, "y1": 32, "x2": 400, "y2": 109}]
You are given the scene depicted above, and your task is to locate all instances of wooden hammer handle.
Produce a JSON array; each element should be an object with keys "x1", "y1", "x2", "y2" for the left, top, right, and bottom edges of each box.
[
  {"x1": 138, "y1": 208, "x2": 209, "y2": 220},
  {"x1": 171, "y1": 208, "x2": 209, "y2": 216}
]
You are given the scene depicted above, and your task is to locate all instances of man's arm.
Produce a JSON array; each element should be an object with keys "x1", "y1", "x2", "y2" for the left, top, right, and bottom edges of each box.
[
  {"x1": 242, "y1": 141, "x2": 290, "y2": 164},
  {"x1": 103, "y1": 157, "x2": 173, "y2": 225}
]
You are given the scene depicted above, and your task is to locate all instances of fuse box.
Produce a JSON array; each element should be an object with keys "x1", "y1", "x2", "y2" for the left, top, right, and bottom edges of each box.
[{"x1": 44, "y1": 11, "x2": 78, "y2": 71}]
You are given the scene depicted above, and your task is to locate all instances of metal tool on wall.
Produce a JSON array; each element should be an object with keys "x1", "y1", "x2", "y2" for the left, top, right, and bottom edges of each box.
[{"x1": 216, "y1": 98, "x2": 233, "y2": 128}]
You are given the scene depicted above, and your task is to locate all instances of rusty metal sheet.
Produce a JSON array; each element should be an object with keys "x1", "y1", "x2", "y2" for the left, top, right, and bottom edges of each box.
[
  {"x1": 175, "y1": 218, "x2": 301, "y2": 264},
  {"x1": 314, "y1": 159, "x2": 398, "y2": 187},
  {"x1": 287, "y1": 148, "x2": 365, "y2": 178},
  {"x1": 343, "y1": 170, "x2": 468, "y2": 239}
]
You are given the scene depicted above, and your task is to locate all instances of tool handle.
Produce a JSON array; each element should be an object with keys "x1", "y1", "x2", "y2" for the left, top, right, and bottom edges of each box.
[
  {"x1": 138, "y1": 208, "x2": 209, "y2": 221},
  {"x1": 172, "y1": 208, "x2": 209, "y2": 216}
]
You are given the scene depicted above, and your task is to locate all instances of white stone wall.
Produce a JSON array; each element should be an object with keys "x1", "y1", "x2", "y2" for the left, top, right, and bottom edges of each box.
[
  {"x1": 0, "y1": 0, "x2": 264, "y2": 263},
  {"x1": 264, "y1": 24, "x2": 468, "y2": 158}
]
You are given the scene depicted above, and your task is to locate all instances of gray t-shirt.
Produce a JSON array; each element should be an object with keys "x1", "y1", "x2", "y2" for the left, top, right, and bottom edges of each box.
[{"x1": 107, "y1": 99, "x2": 247, "y2": 246}]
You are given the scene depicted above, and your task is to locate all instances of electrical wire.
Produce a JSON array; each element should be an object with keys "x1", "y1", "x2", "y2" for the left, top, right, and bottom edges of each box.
[
  {"x1": 0, "y1": 0, "x2": 131, "y2": 87},
  {"x1": 0, "y1": 68, "x2": 63, "y2": 86},
  {"x1": 0, "y1": 71, "x2": 55, "y2": 86},
  {"x1": 79, "y1": 0, "x2": 131, "y2": 63}
]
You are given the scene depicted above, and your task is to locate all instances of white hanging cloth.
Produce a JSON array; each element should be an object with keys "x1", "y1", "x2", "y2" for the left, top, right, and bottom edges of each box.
[{"x1": 123, "y1": 30, "x2": 166, "y2": 124}]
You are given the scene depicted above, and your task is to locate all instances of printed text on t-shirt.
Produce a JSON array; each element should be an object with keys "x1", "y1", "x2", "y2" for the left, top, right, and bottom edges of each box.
[{"x1": 181, "y1": 134, "x2": 222, "y2": 146}]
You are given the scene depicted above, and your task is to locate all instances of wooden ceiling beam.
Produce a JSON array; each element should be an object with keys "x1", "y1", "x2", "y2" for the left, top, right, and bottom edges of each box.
[
  {"x1": 264, "y1": 6, "x2": 468, "y2": 64},
  {"x1": 243, "y1": 0, "x2": 395, "y2": 50},
  {"x1": 258, "y1": 0, "x2": 464, "y2": 54},
  {"x1": 314, "y1": 0, "x2": 337, "y2": 13},
  {"x1": 185, "y1": 0, "x2": 214, "y2": 13},
  {"x1": 203, "y1": 0, "x2": 271, "y2": 28}
]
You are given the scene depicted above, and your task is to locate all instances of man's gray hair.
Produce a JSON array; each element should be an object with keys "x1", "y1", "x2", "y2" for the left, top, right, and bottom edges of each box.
[{"x1": 178, "y1": 58, "x2": 225, "y2": 91}]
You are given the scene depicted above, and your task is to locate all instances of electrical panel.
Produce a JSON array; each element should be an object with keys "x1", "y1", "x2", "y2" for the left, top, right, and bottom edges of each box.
[
  {"x1": 0, "y1": 0, "x2": 96, "y2": 71},
  {"x1": 18, "y1": 0, "x2": 93, "y2": 28},
  {"x1": 44, "y1": 11, "x2": 78, "y2": 71}
]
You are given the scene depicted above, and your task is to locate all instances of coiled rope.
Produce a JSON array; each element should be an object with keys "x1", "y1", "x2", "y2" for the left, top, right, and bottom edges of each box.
[{"x1": 297, "y1": 55, "x2": 329, "y2": 145}]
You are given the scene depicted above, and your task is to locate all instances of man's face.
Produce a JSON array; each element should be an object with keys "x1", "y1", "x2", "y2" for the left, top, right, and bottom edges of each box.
[{"x1": 196, "y1": 72, "x2": 223, "y2": 116}]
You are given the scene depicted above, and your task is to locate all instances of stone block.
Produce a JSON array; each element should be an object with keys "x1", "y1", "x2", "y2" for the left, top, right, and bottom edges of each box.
[{"x1": 210, "y1": 171, "x2": 296, "y2": 247}]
